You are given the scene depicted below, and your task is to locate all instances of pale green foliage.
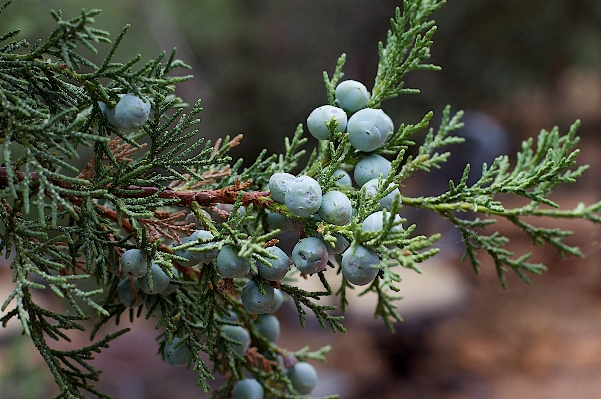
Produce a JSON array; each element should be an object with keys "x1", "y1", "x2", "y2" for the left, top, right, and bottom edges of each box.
[{"x1": 0, "y1": 0, "x2": 599, "y2": 398}]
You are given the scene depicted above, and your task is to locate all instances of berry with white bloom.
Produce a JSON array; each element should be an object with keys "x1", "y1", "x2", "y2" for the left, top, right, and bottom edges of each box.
[
  {"x1": 341, "y1": 245, "x2": 380, "y2": 286},
  {"x1": 318, "y1": 190, "x2": 352, "y2": 225},
  {"x1": 241, "y1": 280, "x2": 275, "y2": 314},
  {"x1": 163, "y1": 337, "x2": 190, "y2": 367},
  {"x1": 307, "y1": 105, "x2": 347, "y2": 140},
  {"x1": 288, "y1": 361, "x2": 318, "y2": 395},
  {"x1": 347, "y1": 108, "x2": 394, "y2": 152},
  {"x1": 362, "y1": 178, "x2": 401, "y2": 210},
  {"x1": 257, "y1": 246, "x2": 290, "y2": 281},
  {"x1": 100, "y1": 93, "x2": 151, "y2": 130},
  {"x1": 292, "y1": 237, "x2": 329, "y2": 274},
  {"x1": 269, "y1": 172, "x2": 296, "y2": 204},
  {"x1": 285, "y1": 175, "x2": 322, "y2": 217},
  {"x1": 354, "y1": 154, "x2": 392, "y2": 187},
  {"x1": 231, "y1": 379, "x2": 264, "y2": 399},
  {"x1": 138, "y1": 261, "x2": 171, "y2": 294},
  {"x1": 335, "y1": 80, "x2": 370, "y2": 112}
]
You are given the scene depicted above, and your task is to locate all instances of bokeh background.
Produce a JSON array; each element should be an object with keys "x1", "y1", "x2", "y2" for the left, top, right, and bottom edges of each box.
[{"x1": 3, "y1": 1, "x2": 601, "y2": 398}]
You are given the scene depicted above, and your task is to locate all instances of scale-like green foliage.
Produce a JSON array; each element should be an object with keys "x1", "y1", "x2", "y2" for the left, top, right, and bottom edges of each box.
[{"x1": 1, "y1": 0, "x2": 600, "y2": 398}]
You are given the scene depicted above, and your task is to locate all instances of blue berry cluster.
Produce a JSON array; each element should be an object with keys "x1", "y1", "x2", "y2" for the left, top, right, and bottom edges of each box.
[{"x1": 111, "y1": 82, "x2": 402, "y2": 397}]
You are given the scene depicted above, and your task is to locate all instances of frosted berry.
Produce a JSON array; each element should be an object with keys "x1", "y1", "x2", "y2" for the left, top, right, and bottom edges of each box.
[
  {"x1": 288, "y1": 361, "x2": 318, "y2": 395},
  {"x1": 362, "y1": 178, "x2": 401, "y2": 210},
  {"x1": 232, "y1": 379, "x2": 264, "y2": 399},
  {"x1": 269, "y1": 172, "x2": 295, "y2": 204},
  {"x1": 163, "y1": 337, "x2": 190, "y2": 367},
  {"x1": 241, "y1": 280, "x2": 275, "y2": 314},
  {"x1": 216, "y1": 245, "x2": 250, "y2": 278},
  {"x1": 256, "y1": 246, "x2": 290, "y2": 281},
  {"x1": 188, "y1": 230, "x2": 218, "y2": 264},
  {"x1": 117, "y1": 278, "x2": 146, "y2": 307},
  {"x1": 354, "y1": 154, "x2": 392, "y2": 187},
  {"x1": 266, "y1": 212, "x2": 294, "y2": 232},
  {"x1": 221, "y1": 309, "x2": 239, "y2": 322},
  {"x1": 171, "y1": 236, "x2": 193, "y2": 264},
  {"x1": 318, "y1": 190, "x2": 352, "y2": 225},
  {"x1": 222, "y1": 325, "x2": 250, "y2": 356},
  {"x1": 119, "y1": 249, "x2": 147, "y2": 278},
  {"x1": 285, "y1": 175, "x2": 322, "y2": 217},
  {"x1": 341, "y1": 245, "x2": 380, "y2": 286},
  {"x1": 361, "y1": 210, "x2": 403, "y2": 233},
  {"x1": 335, "y1": 80, "x2": 370, "y2": 112},
  {"x1": 270, "y1": 288, "x2": 285, "y2": 314},
  {"x1": 333, "y1": 169, "x2": 352, "y2": 187},
  {"x1": 139, "y1": 261, "x2": 171, "y2": 294},
  {"x1": 292, "y1": 237, "x2": 329, "y2": 274},
  {"x1": 320, "y1": 233, "x2": 350, "y2": 255},
  {"x1": 254, "y1": 314, "x2": 280, "y2": 342},
  {"x1": 144, "y1": 294, "x2": 163, "y2": 317},
  {"x1": 347, "y1": 108, "x2": 394, "y2": 152},
  {"x1": 306, "y1": 105, "x2": 347, "y2": 140},
  {"x1": 100, "y1": 93, "x2": 151, "y2": 131}
]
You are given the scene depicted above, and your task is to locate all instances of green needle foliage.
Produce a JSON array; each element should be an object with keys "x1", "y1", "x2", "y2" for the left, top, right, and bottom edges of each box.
[{"x1": 0, "y1": 0, "x2": 599, "y2": 398}]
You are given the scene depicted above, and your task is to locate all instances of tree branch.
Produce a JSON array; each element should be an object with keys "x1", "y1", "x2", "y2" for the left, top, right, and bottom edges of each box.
[{"x1": 0, "y1": 166, "x2": 272, "y2": 207}]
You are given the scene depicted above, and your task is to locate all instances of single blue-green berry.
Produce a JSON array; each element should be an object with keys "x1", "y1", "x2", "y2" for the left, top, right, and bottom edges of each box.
[
  {"x1": 266, "y1": 212, "x2": 294, "y2": 232},
  {"x1": 119, "y1": 248, "x2": 147, "y2": 278},
  {"x1": 232, "y1": 379, "x2": 264, "y2": 399},
  {"x1": 257, "y1": 246, "x2": 290, "y2": 281},
  {"x1": 361, "y1": 210, "x2": 403, "y2": 233},
  {"x1": 254, "y1": 314, "x2": 280, "y2": 342},
  {"x1": 292, "y1": 237, "x2": 329, "y2": 274},
  {"x1": 160, "y1": 264, "x2": 180, "y2": 295},
  {"x1": 320, "y1": 233, "x2": 350, "y2": 255},
  {"x1": 117, "y1": 278, "x2": 146, "y2": 307},
  {"x1": 270, "y1": 288, "x2": 285, "y2": 314},
  {"x1": 163, "y1": 337, "x2": 190, "y2": 367},
  {"x1": 188, "y1": 230, "x2": 218, "y2": 264},
  {"x1": 288, "y1": 361, "x2": 318, "y2": 395},
  {"x1": 354, "y1": 154, "x2": 392, "y2": 187},
  {"x1": 139, "y1": 261, "x2": 171, "y2": 294},
  {"x1": 306, "y1": 105, "x2": 347, "y2": 140},
  {"x1": 222, "y1": 325, "x2": 250, "y2": 356},
  {"x1": 269, "y1": 172, "x2": 295, "y2": 204},
  {"x1": 362, "y1": 178, "x2": 401, "y2": 210},
  {"x1": 100, "y1": 94, "x2": 151, "y2": 131},
  {"x1": 216, "y1": 245, "x2": 250, "y2": 278},
  {"x1": 347, "y1": 108, "x2": 394, "y2": 152},
  {"x1": 318, "y1": 190, "x2": 352, "y2": 225},
  {"x1": 241, "y1": 280, "x2": 275, "y2": 314},
  {"x1": 171, "y1": 236, "x2": 193, "y2": 264},
  {"x1": 285, "y1": 175, "x2": 322, "y2": 217},
  {"x1": 144, "y1": 294, "x2": 163, "y2": 317},
  {"x1": 221, "y1": 309, "x2": 239, "y2": 322},
  {"x1": 341, "y1": 245, "x2": 380, "y2": 286},
  {"x1": 335, "y1": 80, "x2": 370, "y2": 113},
  {"x1": 333, "y1": 169, "x2": 353, "y2": 187}
]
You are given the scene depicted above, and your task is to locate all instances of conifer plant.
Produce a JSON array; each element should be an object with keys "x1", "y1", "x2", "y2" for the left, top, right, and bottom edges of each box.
[{"x1": 1, "y1": 0, "x2": 600, "y2": 398}]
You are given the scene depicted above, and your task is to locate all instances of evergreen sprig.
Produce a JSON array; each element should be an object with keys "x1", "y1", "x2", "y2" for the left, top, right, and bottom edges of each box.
[{"x1": 1, "y1": 1, "x2": 601, "y2": 398}]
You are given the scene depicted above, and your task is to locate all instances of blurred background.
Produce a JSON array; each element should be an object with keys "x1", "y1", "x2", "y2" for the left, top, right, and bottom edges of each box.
[{"x1": 3, "y1": 0, "x2": 601, "y2": 398}]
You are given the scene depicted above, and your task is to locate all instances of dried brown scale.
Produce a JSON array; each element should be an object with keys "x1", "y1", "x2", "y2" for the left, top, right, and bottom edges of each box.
[
  {"x1": 246, "y1": 347, "x2": 278, "y2": 373},
  {"x1": 218, "y1": 278, "x2": 234, "y2": 292},
  {"x1": 263, "y1": 238, "x2": 280, "y2": 248}
]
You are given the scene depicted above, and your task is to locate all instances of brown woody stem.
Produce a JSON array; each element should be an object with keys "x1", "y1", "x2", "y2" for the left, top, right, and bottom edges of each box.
[{"x1": 0, "y1": 166, "x2": 272, "y2": 207}]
